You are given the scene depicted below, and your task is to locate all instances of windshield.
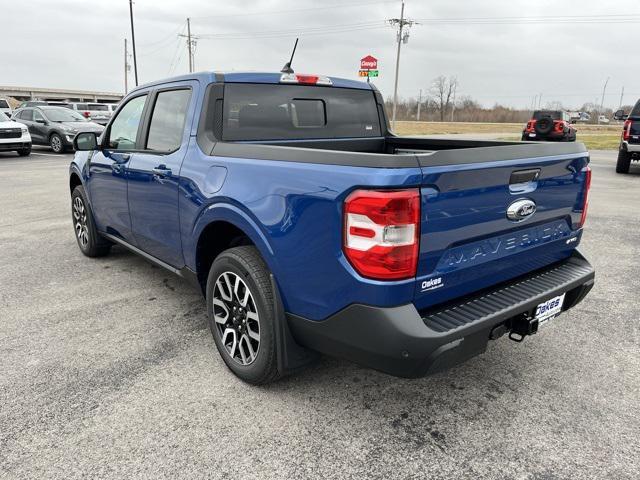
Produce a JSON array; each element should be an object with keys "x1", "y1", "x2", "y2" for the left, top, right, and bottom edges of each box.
[
  {"x1": 42, "y1": 108, "x2": 87, "y2": 122},
  {"x1": 0, "y1": 112, "x2": 9, "y2": 122}
]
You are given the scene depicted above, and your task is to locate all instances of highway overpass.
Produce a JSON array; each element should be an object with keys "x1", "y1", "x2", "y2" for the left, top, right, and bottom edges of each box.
[{"x1": 0, "y1": 86, "x2": 123, "y2": 103}]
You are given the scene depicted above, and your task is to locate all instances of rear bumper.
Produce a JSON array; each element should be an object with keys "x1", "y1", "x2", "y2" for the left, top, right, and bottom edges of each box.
[
  {"x1": 621, "y1": 140, "x2": 640, "y2": 153},
  {"x1": 288, "y1": 251, "x2": 594, "y2": 378},
  {"x1": 523, "y1": 131, "x2": 573, "y2": 141}
]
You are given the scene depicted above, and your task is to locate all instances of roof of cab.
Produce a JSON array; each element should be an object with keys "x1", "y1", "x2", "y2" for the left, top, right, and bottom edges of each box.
[{"x1": 131, "y1": 71, "x2": 373, "y2": 93}]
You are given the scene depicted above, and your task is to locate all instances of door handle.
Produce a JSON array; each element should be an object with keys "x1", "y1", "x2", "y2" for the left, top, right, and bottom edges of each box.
[{"x1": 152, "y1": 165, "x2": 172, "y2": 177}]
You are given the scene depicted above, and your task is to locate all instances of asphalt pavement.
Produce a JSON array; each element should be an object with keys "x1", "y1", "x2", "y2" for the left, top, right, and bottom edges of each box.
[{"x1": 0, "y1": 148, "x2": 639, "y2": 479}]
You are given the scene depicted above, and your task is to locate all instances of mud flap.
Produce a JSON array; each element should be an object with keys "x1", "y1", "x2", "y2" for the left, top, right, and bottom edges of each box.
[{"x1": 270, "y1": 274, "x2": 319, "y2": 376}]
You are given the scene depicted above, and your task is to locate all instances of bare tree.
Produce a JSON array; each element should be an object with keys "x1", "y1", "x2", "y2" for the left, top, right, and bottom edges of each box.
[{"x1": 429, "y1": 75, "x2": 458, "y2": 122}]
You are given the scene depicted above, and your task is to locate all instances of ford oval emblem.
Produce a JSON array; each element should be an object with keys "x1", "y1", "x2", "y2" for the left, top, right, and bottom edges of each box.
[{"x1": 507, "y1": 199, "x2": 537, "y2": 222}]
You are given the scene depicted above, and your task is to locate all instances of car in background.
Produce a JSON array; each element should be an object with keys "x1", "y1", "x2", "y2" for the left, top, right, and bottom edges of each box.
[
  {"x1": 17, "y1": 100, "x2": 49, "y2": 109},
  {"x1": 48, "y1": 101, "x2": 72, "y2": 109},
  {"x1": 12, "y1": 106, "x2": 104, "y2": 153},
  {"x1": 0, "y1": 111, "x2": 31, "y2": 156},
  {"x1": 598, "y1": 115, "x2": 610, "y2": 124},
  {"x1": 613, "y1": 109, "x2": 628, "y2": 121},
  {"x1": 522, "y1": 110, "x2": 577, "y2": 142},
  {"x1": 0, "y1": 98, "x2": 13, "y2": 117},
  {"x1": 617, "y1": 99, "x2": 640, "y2": 173},
  {"x1": 69, "y1": 102, "x2": 112, "y2": 125}
]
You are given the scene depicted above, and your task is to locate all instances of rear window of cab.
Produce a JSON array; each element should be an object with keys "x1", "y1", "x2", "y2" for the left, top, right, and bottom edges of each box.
[{"x1": 222, "y1": 83, "x2": 381, "y2": 141}]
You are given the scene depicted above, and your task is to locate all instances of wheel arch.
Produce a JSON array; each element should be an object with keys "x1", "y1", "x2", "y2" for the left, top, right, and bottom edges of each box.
[
  {"x1": 192, "y1": 206, "x2": 277, "y2": 294},
  {"x1": 69, "y1": 170, "x2": 82, "y2": 193}
]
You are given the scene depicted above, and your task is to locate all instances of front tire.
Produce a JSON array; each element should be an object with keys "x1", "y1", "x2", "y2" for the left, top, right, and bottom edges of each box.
[
  {"x1": 71, "y1": 186, "x2": 111, "y2": 257},
  {"x1": 206, "y1": 246, "x2": 280, "y2": 384},
  {"x1": 17, "y1": 146, "x2": 31, "y2": 156},
  {"x1": 50, "y1": 133, "x2": 64, "y2": 154},
  {"x1": 616, "y1": 149, "x2": 632, "y2": 174}
]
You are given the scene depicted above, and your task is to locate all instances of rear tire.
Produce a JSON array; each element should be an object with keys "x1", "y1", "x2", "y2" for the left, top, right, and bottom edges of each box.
[
  {"x1": 616, "y1": 149, "x2": 632, "y2": 174},
  {"x1": 206, "y1": 246, "x2": 281, "y2": 385},
  {"x1": 71, "y1": 186, "x2": 112, "y2": 257}
]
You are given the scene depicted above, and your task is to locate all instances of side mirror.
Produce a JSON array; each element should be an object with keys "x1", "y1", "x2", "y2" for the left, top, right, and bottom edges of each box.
[{"x1": 74, "y1": 132, "x2": 98, "y2": 151}]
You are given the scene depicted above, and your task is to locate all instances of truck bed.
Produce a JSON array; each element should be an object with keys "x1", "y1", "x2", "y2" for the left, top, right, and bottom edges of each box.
[{"x1": 212, "y1": 135, "x2": 588, "y2": 168}]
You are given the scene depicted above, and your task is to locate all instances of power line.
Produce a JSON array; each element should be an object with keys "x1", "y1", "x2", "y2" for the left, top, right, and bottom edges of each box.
[
  {"x1": 192, "y1": 0, "x2": 397, "y2": 20},
  {"x1": 138, "y1": 20, "x2": 186, "y2": 48},
  {"x1": 195, "y1": 20, "x2": 388, "y2": 40},
  {"x1": 414, "y1": 14, "x2": 640, "y2": 25}
]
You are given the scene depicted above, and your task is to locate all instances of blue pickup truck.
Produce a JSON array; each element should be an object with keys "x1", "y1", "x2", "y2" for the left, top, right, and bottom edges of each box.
[{"x1": 69, "y1": 71, "x2": 595, "y2": 384}]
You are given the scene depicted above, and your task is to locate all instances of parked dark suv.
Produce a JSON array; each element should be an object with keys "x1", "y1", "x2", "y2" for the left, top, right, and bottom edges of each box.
[
  {"x1": 617, "y1": 100, "x2": 640, "y2": 173},
  {"x1": 12, "y1": 106, "x2": 104, "y2": 153},
  {"x1": 522, "y1": 110, "x2": 577, "y2": 142}
]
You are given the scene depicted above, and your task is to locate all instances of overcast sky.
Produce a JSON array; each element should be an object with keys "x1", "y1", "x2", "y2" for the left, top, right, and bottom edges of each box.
[{"x1": 2, "y1": 0, "x2": 638, "y2": 109}]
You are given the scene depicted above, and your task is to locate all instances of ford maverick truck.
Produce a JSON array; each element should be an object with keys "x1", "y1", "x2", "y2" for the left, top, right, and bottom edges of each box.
[{"x1": 69, "y1": 71, "x2": 595, "y2": 384}]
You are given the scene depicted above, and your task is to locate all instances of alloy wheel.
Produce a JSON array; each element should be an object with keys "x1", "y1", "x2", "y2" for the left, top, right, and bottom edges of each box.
[
  {"x1": 51, "y1": 135, "x2": 62, "y2": 153},
  {"x1": 212, "y1": 271, "x2": 261, "y2": 366},
  {"x1": 73, "y1": 196, "x2": 89, "y2": 248}
]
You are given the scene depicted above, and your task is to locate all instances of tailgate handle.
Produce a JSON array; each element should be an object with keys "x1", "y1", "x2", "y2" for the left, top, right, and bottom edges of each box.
[{"x1": 510, "y1": 169, "x2": 541, "y2": 185}]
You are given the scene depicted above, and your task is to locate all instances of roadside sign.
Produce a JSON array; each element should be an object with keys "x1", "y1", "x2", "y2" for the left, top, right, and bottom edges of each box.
[
  {"x1": 359, "y1": 70, "x2": 379, "y2": 78},
  {"x1": 360, "y1": 55, "x2": 378, "y2": 70}
]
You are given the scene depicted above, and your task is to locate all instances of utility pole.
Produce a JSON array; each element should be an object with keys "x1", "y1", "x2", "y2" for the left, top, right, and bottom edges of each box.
[
  {"x1": 179, "y1": 18, "x2": 198, "y2": 73},
  {"x1": 129, "y1": 0, "x2": 139, "y2": 86},
  {"x1": 450, "y1": 80, "x2": 458, "y2": 122},
  {"x1": 416, "y1": 89, "x2": 422, "y2": 121},
  {"x1": 599, "y1": 76, "x2": 610, "y2": 123},
  {"x1": 124, "y1": 38, "x2": 129, "y2": 94},
  {"x1": 538, "y1": 93, "x2": 543, "y2": 109},
  {"x1": 619, "y1": 86, "x2": 625, "y2": 110},
  {"x1": 389, "y1": 1, "x2": 415, "y2": 130}
]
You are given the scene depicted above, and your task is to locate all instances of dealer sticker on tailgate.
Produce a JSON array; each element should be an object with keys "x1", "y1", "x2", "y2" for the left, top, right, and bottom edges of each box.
[{"x1": 535, "y1": 293, "x2": 566, "y2": 326}]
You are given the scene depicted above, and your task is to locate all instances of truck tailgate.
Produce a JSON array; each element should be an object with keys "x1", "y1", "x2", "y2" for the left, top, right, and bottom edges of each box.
[{"x1": 414, "y1": 149, "x2": 590, "y2": 311}]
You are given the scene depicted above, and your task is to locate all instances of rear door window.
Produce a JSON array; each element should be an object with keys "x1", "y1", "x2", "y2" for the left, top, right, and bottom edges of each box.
[
  {"x1": 630, "y1": 101, "x2": 640, "y2": 118},
  {"x1": 88, "y1": 104, "x2": 109, "y2": 111},
  {"x1": 146, "y1": 89, "x2": 191, "y2": 152},
  {"x1": 222, "y1": 84, "x2": 381, "y2": 141},
  {"x1": 0, "y1": 100, "x2": 9, "y2": 108},
  {"x1": 75, "y1": 103, "x2": 88, "y2": 110}
]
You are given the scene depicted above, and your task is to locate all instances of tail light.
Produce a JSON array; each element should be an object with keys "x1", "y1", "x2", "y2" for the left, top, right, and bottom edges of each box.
[
  {"x1": 623, "y1": 119, "x2": 632, "y2": 141},
  {"x1": 555, "y1": 121, "x2": 565, "y2": 132},
  {"x1": 83, "y1": 111, "x2": 90, "y2": 118},
  {"x1": 343, "y1": 189, "x2": 420, "y2": 280},
  {"x1": 579, "y1": 166, "x2": 592, "y2": 228},
  {"x1": 526, "y1": 121, "x2": 534, "y2": 132}
]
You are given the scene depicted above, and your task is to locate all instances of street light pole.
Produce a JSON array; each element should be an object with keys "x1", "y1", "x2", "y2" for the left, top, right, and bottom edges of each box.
[
  {"x1": 124, "y1": 38, "x2": 128, "y2": 94},
  {"x1": 187, "y1": 18, "x2": 193, "y2": 73},
  {"x1": 416, "y1": 88, "x2": 422, "y2": 121},
  {"x1": 129, "y1": 0, "x2": 139, "y2": 86}
]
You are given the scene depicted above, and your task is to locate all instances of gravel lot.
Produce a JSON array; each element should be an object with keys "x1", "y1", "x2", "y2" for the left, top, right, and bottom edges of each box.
[{"x1": 1, "y1": 148, "x2": 639, "y2": 479}]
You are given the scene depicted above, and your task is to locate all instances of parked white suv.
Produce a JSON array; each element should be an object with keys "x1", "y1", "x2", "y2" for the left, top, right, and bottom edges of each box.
[
  {"x1": 0, "y1": 111, "x2": 31, "y2": 156},
  {"x1": 0, "y1": 98, "x2": 12, "y2": 117},
  {"x1": 69, "y1": 102, "x2": 112, "y2": 125}
]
